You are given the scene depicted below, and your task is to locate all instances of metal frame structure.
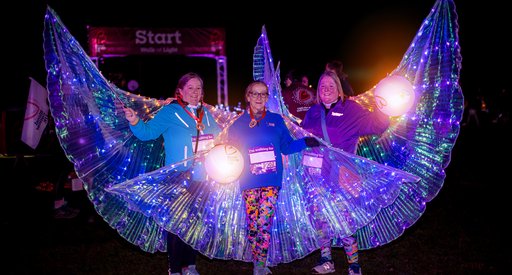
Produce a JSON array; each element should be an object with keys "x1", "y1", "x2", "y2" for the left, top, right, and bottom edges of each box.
[{"x1": 91, "y1": 55, "x2": 228, "y2": 106}]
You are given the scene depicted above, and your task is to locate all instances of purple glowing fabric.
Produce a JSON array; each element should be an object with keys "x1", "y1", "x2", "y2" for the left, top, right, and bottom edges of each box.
[
  {"x1": 43, "y1": 7, "x2": 418, "y2": 266},
  {"x1": 254, "y1": 0, "x2": 463, "y2": 250},
  {"x1": 43, "y1": 0, "x2": 460, "y2": 266}
]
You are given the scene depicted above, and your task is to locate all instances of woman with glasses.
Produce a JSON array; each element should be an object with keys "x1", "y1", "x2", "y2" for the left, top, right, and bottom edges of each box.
[
  {"x1": 301, "y1": 71, "x2": 390, "y2": 275},
  {"x1": 227, "y1": 81, "x2": 319, "y2": 275}
]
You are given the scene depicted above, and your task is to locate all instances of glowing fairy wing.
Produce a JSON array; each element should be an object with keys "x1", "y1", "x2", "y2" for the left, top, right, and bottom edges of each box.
[
  {"x1": 70, "y1": 22, "x2": 420, "y2": 264},
  {"x1": 44, "y1": 7, "x2": 170, "y2": 252},
  {"x1": 252, "y1": 25, "x2": 301, "y2": 123},
  {"x1": 348, "y1": 0, "x2": 464, "y2": 249},
  {"x1": 252, "y1": 25, "x2": 279, "y2": 112},
  {"x1": 106, "y1": 119, "x2": 420, "y2": 266},
  {"x1": 252, "y1": 26, "x2": 276, "y2": 93}
]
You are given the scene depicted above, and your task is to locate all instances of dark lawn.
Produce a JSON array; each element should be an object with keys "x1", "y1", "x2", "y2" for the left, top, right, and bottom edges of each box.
[{"x1": 3, "y1": 126, "x2": 509, "y2": 274}]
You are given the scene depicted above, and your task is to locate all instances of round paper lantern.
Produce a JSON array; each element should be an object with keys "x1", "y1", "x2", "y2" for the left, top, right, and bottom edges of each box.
[
  {"x1": 205, "y1": 144, "x2": 244, "y2": 184},
  {"x1": 374, "y1": 75, "x2": 415, "y2": 116}
]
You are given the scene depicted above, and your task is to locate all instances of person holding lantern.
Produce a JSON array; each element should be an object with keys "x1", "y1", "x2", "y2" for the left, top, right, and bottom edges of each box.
[
  {"x1": 301, "y1": 71, "x2": 391, "y2": 275},
  {"x1": 227, "y1": 80, "x2": 320, "y2": 275},
  {"x1": 123, "y1": 72, "x2": 220, "y2": 275}
]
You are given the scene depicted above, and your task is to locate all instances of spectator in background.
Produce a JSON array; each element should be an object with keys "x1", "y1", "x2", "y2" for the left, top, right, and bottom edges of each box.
[
  {"x1": 283, "y1": 70, "x2": 296, "y2": 89},
  {"x1": 284, "y1": 69, "x2": 312, "y2": 89},
  {"x1": 462, "y1": 95, "x2": 482, "y2": 130},
  {"x1": 36, "y1": 117, "x2": 81, "y2": 219},
  {"x1": 325, "y1": 60, "x2": 355, "y2": 96},
  {"x1": 301, "y1": 74, "x2": 310, "y2": 88},
  {"x1": 52, "y1": 159, "x2": 81, "y2": 219},
  {"x1": 282, "y1": 69, "x2": 316, "y2": 122}
]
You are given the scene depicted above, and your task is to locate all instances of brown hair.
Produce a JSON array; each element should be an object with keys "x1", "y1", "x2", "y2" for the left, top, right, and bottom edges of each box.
[{"x1": 175, "y1": 72, "x2": 204, "y2": 97}]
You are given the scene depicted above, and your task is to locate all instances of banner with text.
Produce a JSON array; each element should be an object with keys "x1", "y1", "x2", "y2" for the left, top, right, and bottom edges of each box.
[{"x1": 88, "y1": 27, "x2": 225, "y2": 57}]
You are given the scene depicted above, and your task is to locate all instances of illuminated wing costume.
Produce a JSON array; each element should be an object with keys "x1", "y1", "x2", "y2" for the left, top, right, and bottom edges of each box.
[
  {"x1": 43, "y1": 6, "x2": 419, "y2": 266},
  {"x1": 255, "y1": 0, "x2": 463, "y2": 250},
  {"x1": 44, "y1": 8, "x2": 417, "y2": 265}
]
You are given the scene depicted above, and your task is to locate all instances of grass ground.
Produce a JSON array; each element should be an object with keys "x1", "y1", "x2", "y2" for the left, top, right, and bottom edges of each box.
[{"x1": 2, "y1": 125, "x2": 509, "y2": 274}]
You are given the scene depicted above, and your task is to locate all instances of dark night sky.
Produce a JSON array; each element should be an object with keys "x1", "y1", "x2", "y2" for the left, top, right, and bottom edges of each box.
[{"x1": 6, "y1": 0, "x2": 510, "y2": 110}]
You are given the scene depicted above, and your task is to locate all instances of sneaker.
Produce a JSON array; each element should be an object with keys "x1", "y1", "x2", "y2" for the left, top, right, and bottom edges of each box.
[
  {"x1": 253, "y1": 266, "x2": 272, "y2": 275},
  {"x1": 182, "y1": 265, "x2": 200, "y2": 275},
  {"x1": 311, "y1": 261, "x2": 335, "y2": 274},
  {"x1": 54, "y1": 205, "x2": 80, "y2": 219},
  {"x1": 348, "y1": 263, "x2": 362, "y2": 275}
]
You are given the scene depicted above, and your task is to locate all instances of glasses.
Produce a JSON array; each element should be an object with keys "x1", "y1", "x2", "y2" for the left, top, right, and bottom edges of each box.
[{"x1": 249, "y1": 92, "x2": 269, "y2": 98}]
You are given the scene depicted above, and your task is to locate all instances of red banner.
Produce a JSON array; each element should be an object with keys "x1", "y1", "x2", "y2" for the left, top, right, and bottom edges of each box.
[{"x1": 88, "y1": 27, "x2": 225, "y2": 57}]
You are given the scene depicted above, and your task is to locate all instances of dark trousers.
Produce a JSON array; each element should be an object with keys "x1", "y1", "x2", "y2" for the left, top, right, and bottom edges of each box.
[{"x1": 167, "y1": 231, "x2": 196, "y2": 273}]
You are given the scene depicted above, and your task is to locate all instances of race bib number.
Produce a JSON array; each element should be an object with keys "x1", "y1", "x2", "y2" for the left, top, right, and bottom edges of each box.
[
  {"x1": 303, "y1": 152, "x2": 323, "y2": 176},
  {"x1": 192, "y1": 134, "x2": 215, "y2": 152},
  {"x1": 248, "y1": 146, "x2": 276, "y2": 175}
]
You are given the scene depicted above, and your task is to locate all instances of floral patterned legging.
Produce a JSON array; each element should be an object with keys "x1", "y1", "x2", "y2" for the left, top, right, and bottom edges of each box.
[{"x1": 242, "y1": 186, "x2": 279, "y2": 267}]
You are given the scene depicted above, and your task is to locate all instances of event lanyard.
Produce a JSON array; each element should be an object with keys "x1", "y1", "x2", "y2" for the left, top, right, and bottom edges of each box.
[
  {"x1": 178, "y1": 99, "x2": 205, "y2": 131},
  {"x1": 249, "y1": 107, "x2": 266, "y2": 128},
  {"x1": 320, "y1": 99, "x2": 341, "y2": 145},
  {"x1": 320, "y1": 108, "x2": 332, "y2": 145}
]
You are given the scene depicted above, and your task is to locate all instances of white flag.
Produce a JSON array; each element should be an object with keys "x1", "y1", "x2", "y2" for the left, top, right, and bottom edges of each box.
[{"x1": 21, "y1": 77, "x2": 49, "y2": 149}]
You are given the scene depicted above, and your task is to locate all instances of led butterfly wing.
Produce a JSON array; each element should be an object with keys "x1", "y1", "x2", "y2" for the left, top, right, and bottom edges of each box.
[
  {"x1": 250, "y1": 24, "x2": 421, "y2": 264},
  {"x1": 44, "y1": 7, "x2": 168, "y2": 252},
  {"x1": 252, "y1": 25, "x2": 301, "y2": 123},
  {"x1": 349, "y1": 0, "x2": 464, "y2": 249}
]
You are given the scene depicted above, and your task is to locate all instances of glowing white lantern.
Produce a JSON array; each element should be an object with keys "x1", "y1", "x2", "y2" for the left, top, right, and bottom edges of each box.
[
  {"x1": 205, "y1": 144, "x2": 244, "y2": 184},
  {"x1": 374, "y1": 75, "x2": 415, "y2": 116}
]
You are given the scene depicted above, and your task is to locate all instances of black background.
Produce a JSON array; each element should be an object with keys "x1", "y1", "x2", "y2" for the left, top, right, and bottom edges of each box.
[{"x1": 7, "y1": 0, "x2": 510, "y2": 109}]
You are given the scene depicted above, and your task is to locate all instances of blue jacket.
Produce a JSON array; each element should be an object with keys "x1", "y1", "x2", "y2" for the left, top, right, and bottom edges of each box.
[
  {"x1": 130, "y1": 102, "x2": 220, "y2": 171},
  {"x1": 228, "y1": 111, "x2": 307, "y2": 191}
]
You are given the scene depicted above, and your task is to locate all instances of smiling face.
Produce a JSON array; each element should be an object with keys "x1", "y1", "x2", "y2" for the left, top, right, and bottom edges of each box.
[
  {"x1": 178, "y1": 77, "x2": 203, "y2": 106},
  {"x1": 245, "y1": 81, "x2": 269, "y2": 113},
  {"x1": 317, "y1": 72, "x2": 343, "y2": 105}
]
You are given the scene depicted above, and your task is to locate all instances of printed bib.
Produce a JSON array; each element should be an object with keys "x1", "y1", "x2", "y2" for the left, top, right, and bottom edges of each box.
[
  {"x1": 248, "y1": 146, "x2": 276, "y2": 175},
  {"x1": 302, "y1": 152, "x2": 323, "y2": 176},
  {"x1": 192, "y1": 134, "x2": 215, "y2": 152}
]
